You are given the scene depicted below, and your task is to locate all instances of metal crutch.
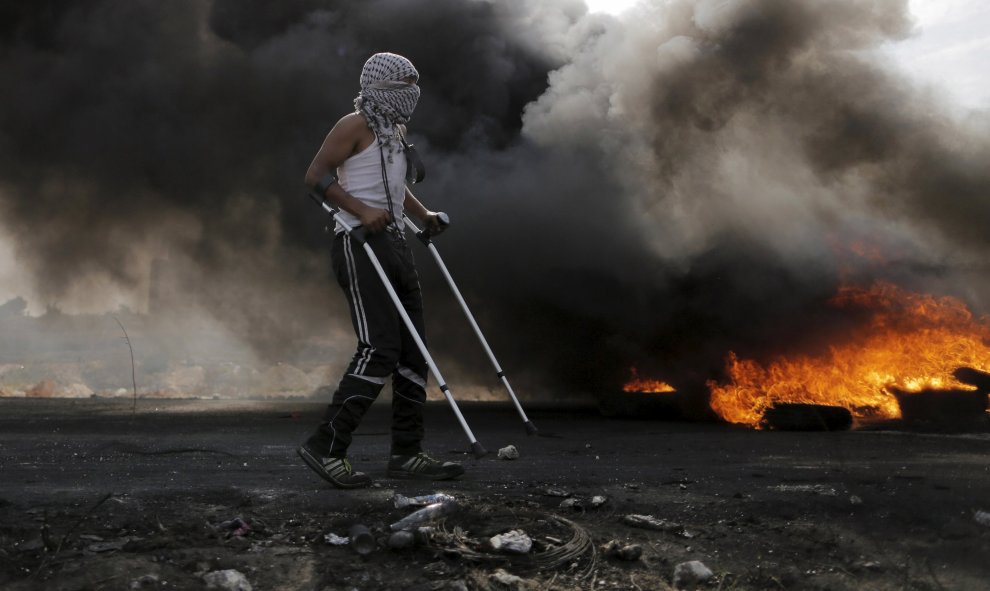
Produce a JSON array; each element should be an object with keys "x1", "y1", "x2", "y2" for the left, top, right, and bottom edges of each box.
[
  {"x1": 403, "y1": 214, "x2": 538, "y2": 436},
  {"x1": 307, "y1": 192, "x2": 488, "y2": 458}
]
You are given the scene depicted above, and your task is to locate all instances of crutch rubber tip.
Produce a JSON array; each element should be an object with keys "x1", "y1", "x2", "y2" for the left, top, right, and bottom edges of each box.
[
  {"x1": 524, "y1": 421, "x2": 539, "y2": 436},
  {"x1": 470, "y1": 442, "x2": 487, "y2": 459}
]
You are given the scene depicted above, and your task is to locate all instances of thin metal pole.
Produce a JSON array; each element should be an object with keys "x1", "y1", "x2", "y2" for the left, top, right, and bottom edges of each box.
[
  {"x1": 113, "y1": 316, "x2": 138, "y2": 414},
  {"x1": 309, "y1": 193, "x2": 487, "y2": 457},
  {"x1": 403, "y1": 215, "x2": 538, "y2": 435}
]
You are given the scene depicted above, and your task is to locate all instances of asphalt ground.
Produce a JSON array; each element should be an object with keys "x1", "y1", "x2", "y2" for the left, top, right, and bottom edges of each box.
[{"x1": 1, "y1": 398, "x2": 988, "y2": 590}]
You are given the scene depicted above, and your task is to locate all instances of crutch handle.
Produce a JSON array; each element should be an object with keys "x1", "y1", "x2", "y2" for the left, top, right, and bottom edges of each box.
[{"x1": 417, "y1": 211, "x2": 450, "y2": 244}]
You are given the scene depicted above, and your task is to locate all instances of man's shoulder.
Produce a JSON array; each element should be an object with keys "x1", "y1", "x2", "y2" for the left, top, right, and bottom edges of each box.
[
  {"x1": 337, "y1": 112, "x2": 369, "y2": 130},
  {"x1": 337, "y1": 111, "x2": 360, "y2": 123},
  {"x1": 332, "y1": 112, "x2": 373, "y2": 142}
]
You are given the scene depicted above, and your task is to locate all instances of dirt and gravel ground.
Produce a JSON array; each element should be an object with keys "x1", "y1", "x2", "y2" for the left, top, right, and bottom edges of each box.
[{"x1": 1, "y1": 398, "x2": 988, "y2": 591}]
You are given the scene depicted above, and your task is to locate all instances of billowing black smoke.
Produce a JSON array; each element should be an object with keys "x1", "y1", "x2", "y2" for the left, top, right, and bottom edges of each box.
[
  {"x1": 1, "y1": 0, "x2": 987, "y2": 405},
  {"x1": 0, "y1": 0, "x2": 573, "y2": 360}
]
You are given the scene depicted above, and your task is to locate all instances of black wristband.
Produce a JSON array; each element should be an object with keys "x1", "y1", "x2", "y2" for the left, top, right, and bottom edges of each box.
[{"x1": 313, "y1": 172, "x2": 338, "y2": 196}]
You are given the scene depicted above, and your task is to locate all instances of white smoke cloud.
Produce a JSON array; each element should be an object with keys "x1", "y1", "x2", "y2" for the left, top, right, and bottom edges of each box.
[{"x1": 522, "y1": 0, "x2": 989, "y2": 282}]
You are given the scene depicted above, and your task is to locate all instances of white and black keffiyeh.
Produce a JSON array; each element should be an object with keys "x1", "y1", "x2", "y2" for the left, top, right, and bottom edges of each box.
[{"x1": 354, "y1": 52, "x2": 420, "y2": 161}]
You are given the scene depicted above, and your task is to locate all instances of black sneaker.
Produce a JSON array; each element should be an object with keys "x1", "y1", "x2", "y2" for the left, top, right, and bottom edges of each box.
[
  {"x1": 387, "y1": 452, "x2": 465, "y2": 481},
  {"x1": 297, "y1": 444, "x2": 372, "y2": 489}
]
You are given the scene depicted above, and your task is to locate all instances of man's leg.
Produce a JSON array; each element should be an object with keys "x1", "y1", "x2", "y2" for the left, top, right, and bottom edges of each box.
[
  {"x1": 299, "y1": 233, "x2": 401, "y2": 487},
  {"x1": 386, "y1": 240, "x2": 463, "y2": 480},
  {"x1": 390, "y1": 276, "x2": 427, "y2": 457}
]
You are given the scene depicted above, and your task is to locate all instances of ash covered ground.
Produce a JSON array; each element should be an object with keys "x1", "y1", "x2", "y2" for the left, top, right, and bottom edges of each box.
[{"x1": 1, "y1": 399, "x2": 988, "y2": 591}]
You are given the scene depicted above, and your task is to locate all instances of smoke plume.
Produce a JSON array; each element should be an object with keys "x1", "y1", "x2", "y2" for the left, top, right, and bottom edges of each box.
[{"x1": 1, "y1": 0, "x2": 988, "y2": 404}]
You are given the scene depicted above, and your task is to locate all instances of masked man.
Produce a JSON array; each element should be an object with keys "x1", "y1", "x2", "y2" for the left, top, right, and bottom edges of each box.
[{"x1": 298, "y1": 52, "x2": 463, "y2": 488}]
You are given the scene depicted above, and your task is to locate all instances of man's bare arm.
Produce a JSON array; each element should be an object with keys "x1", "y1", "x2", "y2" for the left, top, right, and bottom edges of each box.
[{"x1": 305, "y1": 113, "x2": 391, "y2": 233}]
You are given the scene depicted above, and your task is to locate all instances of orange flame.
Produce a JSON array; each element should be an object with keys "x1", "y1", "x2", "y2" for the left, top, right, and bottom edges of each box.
[
  {"x1": 623, "y1": 367, "x2": 677, "y2": 393},
  {"x1": 709, "y1": 282, "x2": 990, "y2": 427}
]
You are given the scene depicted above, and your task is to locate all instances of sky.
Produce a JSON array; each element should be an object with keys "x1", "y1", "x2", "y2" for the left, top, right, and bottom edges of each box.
[
  {"x1": 884, "y1": 0, "x2": 990, "y2": 109},
  {"x1": 585, "y1": 0, "x2": 990, "y2": 110}
]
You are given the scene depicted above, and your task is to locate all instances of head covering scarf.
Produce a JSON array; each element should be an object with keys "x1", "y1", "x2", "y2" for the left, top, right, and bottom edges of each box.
[{"x1": 354, "y1": 52, "x2": 420, "y2": 161}]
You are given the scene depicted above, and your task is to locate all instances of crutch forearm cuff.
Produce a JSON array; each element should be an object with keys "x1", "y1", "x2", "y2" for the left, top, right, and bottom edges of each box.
[{"x1": 311, "y1": 172, "x2": 338, "y2": 197}]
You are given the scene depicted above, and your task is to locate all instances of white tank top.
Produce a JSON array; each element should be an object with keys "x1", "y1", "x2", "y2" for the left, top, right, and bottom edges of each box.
[{"x1": 335, "y1": 136, "x2": 407, "y2": 233}]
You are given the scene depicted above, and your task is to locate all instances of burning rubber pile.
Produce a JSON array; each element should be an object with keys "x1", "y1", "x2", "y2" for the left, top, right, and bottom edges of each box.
[
  {"x1": 624, "y1": 282, "x2": 990, "y2": 431},
  {"x1": 708, "y1": 282, "x2": 990, "y2": 429}
]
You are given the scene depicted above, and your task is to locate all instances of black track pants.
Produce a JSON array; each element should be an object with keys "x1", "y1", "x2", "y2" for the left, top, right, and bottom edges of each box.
[{"x1": 307, "y1": 229, "x2": 429, "y2": 458}]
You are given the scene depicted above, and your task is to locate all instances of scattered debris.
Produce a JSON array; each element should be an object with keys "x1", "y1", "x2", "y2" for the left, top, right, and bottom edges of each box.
[
  {"x1": 409, "y1": 511, "x2": 592, "y2": 578},
  {"x1": 390, "y1": 500, "x2": 459, "y2": 531},
  {"x1": 388, "y1": 530, "x2": 415, "y2": 549},
  {"x1": 490, "y1": 529, "x2": 532, "y2": 554},
  {"x1": 975, "y1": 510, "x2": 990, "y2": 527},
  {"x1": 602, "y1": 539, "x2": 642, "y2": 561},
  {"x1": 422, "y1": 561, "x2": 452, "y2": 579},
  {"x1": 498, "y1": 445, "x2": 520, "y2": 460},
  {"x1": 414, "y1": 526, "x2": 436, "y2": 544},
  {"x1": 393, "y1": 493, "x2": 456, "y2": 509},
  {"x1": 554, "y1": 494, "x2": 607, "y2": 512},
  {"x1": 128, "y1": 574, "x2": 160, "y2": 589},
  {"x1": 772, "y1": 484, "x2": 838, "y2": 496},
  {"x1": 349, "y1": 524, "x2": 375, "y2": 555},
  {"x1": 673, "y1": 560, "x2": 714, "y2": 589},
  {"x1": 622, "y1": 513, "x2": 661, "y2": 529},
  {"x1": 621, "y1": 514, "x2": 695, "y2": 539},
  {"x1": 203, "y1": 569, "x2": 252, "y2": 591},
  {"x1": 854, "y1": 560, "x2": 884, "y2": 572},
  {"x1": 217, "y1": 516, "x2": 251, "y2": 537},
  {"x1": 491, "y1": 568, "x2": 529, "y2": 589},
  {"x1": 324, "y1": 533, "x2": 349, "y2": 545},
  {"x1": 86, "y1": 537, "x2": 142, "y2": 553}
]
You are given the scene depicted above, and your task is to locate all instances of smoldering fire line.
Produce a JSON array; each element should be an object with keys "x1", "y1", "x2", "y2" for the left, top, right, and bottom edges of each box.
[{"x1": 1, "y1": 0, "x2": 987, "y2": 397}]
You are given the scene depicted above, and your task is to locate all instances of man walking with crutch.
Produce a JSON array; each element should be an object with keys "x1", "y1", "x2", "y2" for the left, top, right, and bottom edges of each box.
[{"x1": 298, "y1": 52, "x2": 464, "y2": 489}]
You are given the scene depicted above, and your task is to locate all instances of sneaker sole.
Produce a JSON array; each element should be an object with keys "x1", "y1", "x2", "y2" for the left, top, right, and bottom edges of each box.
[{"x1": 297, "y1": 446, "x2": 371, "y2": 489}]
